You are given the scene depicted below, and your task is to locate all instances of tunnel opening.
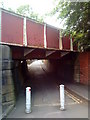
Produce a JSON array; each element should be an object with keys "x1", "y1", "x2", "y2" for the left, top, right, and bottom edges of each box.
[
  {"x1": 4, "y1": 59, "x2": 62, "y2": 118},
  {"x1": 25, "y1": 59, "x2": 60, "y2": 107},
  {"x1": 15, "y1": 59, "x2": 61, "y2": 106},
  {"x1": 6, "y1": 53, "x2": 76, "y2": 117},
  {"x1": 2, "y1": 52, "x2": 82, "y2": 118}
]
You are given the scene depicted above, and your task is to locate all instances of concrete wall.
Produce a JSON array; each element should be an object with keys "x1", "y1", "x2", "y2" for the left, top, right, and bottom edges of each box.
[
  {"x1": 0, "y1": 45, "x2": 15, "y2": 118},
  {"x1": 0, "y1": 45, "x2": 24, "y2": 118},
  {"x1": 0, "y1": 46, "x2": 2, "y2": 120}
]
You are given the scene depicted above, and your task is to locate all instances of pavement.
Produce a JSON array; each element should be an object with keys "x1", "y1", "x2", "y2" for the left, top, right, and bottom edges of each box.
[
  {"x1": 7, "y1": 92, "x2": 88, "y2": 118},
  {"x1": 65, "y1": 82, "x2": 89, "y2": 101}
]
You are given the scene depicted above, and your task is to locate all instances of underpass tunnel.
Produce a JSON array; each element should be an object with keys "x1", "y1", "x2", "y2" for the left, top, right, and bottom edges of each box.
[
  {"x1": 15, "y1": 59, "x2": 61, "y2": 110},
  {"x1": 11, "y1": 52, "x2": 77, "y2": 102},
  {"x1": 1, "y1": 45, "x2": 78, "y2": 118},
  {"x1": 20, "y1": 59, "x2": 60, "y2": 93},
  {"x1": 14, "y1": 53, "x2": 77, "y2": 107}
]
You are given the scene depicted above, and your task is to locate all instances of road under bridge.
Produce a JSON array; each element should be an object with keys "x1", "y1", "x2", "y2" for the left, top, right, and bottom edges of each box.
[{"x1": 0, "y1": 8, "x2": 89, "y2": 119}]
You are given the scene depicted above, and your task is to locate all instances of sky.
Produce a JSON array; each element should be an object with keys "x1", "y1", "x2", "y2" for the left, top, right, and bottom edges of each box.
[{"x1": 0, "y1": 0, "x2": 64, "y2": 28}]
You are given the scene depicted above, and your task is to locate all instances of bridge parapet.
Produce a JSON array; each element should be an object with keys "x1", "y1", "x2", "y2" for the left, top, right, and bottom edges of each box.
[{"x1": 0, "y1": 8, "x2": 78, "y2": 54}]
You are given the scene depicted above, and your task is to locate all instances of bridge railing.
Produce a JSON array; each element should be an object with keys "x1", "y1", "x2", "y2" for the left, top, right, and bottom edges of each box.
[{"x1": 0, "y1": 8, "x2": 78, "y2": 51}]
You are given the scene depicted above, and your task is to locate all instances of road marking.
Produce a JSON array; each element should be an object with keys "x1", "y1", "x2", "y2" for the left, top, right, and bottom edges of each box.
[
  {"x1": 65, "y1": 90, "x2": 82, "y2": 104},
  {"x1": 34, "y1": 103, "x2": 59, "y2": 107},
  {"x1": 33, "y1": 102, "x2": 78, "y2": 107}
]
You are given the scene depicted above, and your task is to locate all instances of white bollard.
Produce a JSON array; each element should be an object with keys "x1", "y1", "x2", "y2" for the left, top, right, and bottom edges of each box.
[
  {"x1": 25, "y1": 87, "x2": 31, "y2": 113},
  {"x1": 60, "y1": 85, "x2": 65, "y2": 110}
]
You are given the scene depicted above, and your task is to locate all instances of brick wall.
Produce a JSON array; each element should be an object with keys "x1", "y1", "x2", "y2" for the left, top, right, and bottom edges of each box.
[
  {"x1": 88, "y1": 53, "x2": 90, "y2": 85},
  {"x1": 44, "y1": 52, "x2": 90, "y2": 85},
  {"x1": 74, "y1": 54, "x2": 80, "y2": 83},
  {"x1": 79, "y1": 52, "x2": 90, "y2": 85}
]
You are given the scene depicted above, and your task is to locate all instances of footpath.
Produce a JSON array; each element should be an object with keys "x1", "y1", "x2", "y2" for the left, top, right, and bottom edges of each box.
[{"x1": 65, "y1": 82, "x2": 89, "y2": 101}]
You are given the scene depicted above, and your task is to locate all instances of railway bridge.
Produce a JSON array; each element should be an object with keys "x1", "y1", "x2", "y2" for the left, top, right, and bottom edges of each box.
[
  {"x1": 0, "y1": 8, "x2": 89, "y2": 119},
  {"x1": 0, "y1": 8, "x2": 77, "y2": 60}
]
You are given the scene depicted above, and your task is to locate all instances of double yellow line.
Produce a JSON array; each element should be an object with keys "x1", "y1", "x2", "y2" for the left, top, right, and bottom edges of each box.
[{"x1": 65, "y1": 90, "x2": 83, "y2": 104}]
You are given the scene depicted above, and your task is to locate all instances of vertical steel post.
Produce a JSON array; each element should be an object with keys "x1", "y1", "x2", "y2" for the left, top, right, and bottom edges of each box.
[
  {"x1": 23, "y1": 17, "x2": 27, "y2": 46},
  {"x1": 59, "y1": 30, "x2": 63, "y2": 50},
  {"x1": 25, "y1": 87, "x2": 31, "y2": 113},
  {"x1": 44, "y1": 24, "x2": 47, "y2": 48},
  {"x1": 70, "y1": 36, "x2": 73, "y2": 51},
  {"x1": 60, "y1": 85, "x2": 65, "y2": 110}
]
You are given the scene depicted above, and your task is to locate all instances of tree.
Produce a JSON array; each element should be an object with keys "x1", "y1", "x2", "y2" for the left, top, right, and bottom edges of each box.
[
  {"x1": 8, "y1": 8, "x2": 14, "y2": 12},
  {"x1": 16, "y1": 5, "x2": 43, "y2": 23},
  {"x1": 51, "y1": 1, "x2": 90, "y2": 50},
  {"x1": 0, "y1": 1, "x2": 5, "y2": 8}
]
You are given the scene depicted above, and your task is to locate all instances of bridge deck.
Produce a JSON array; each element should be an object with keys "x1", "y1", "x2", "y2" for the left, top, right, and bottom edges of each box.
[{"x1": 0, "y1": 8, "x2": 78, "y2": 59}]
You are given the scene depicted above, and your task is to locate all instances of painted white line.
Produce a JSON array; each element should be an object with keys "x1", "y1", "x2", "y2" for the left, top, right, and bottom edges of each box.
[{"x1": 33, "y1": 102, "x2": 78, "y2": 107}]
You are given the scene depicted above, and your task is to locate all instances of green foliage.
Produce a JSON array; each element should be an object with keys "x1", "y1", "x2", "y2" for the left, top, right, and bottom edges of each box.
[
  {"x1": 8, "y1": 8, "x2": 14, "y2": 12},
  {"x1": 16, "y1": 5, "x2": 43, "y2": 23},
  {"x1": 16, "y1": 5, "x2": 30, "y2": 16},
  {"x1": 51, "y1": 1, "x2": 90, "y2": 50}
]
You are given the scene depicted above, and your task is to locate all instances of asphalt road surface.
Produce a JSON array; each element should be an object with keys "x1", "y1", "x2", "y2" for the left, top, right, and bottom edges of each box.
[{"x1": 7, "y1": 60, "x2": 88, "y2": 118}]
